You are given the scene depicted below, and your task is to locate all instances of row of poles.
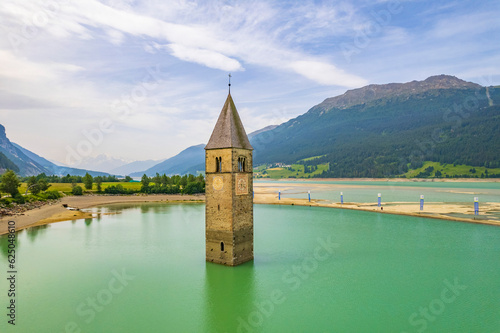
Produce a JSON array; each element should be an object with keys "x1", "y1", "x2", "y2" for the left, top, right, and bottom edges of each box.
[
  {"x1": 277, "y1": 190, "x2": 311, "y2": 201},
  {"x1": 275, "y1": 191, "x2": 480, "y2": 215}
]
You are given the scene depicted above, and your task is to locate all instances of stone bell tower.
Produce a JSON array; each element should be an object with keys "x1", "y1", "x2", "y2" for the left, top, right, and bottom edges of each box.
[{"x1": 205, "y1": 91, "x2": 253, "y2": 266}]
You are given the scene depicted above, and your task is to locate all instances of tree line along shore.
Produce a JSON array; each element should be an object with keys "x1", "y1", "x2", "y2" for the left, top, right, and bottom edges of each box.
[
  {"x1": 0, "y1": 170, "x2": 206, "y2": 200},
  {"x1": 0, "y1": 170, "x2": 205, "y2": 217},
  {"x1": 1, "y1": 170, "x2": 499, "y2": 235}
]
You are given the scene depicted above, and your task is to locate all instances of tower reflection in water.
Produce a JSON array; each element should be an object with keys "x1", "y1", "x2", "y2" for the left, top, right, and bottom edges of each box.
[{"x1": 204, "y1": 261, "x2": 256, "y2": 332}]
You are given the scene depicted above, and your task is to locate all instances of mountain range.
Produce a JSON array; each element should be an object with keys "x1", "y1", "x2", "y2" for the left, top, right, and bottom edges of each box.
[
  {"x1": 130, "y1": 144, "x2": 205, "y2": 177},
  {"x1": 2, "y1": 75, "x2": 499, "y2": 178},
  {"x1": 128, "y1": 127, "x2": 279, "y2": 177},
  {"x1": 141, "y1": 75, "x2": 498, "y2": 177},
  {"x1": 70, "y1": 154, "x2": 130, "y2": 174},
  {"x1": 0, "y1": 124, "x2": 111, "y2": 177},
  {"x1": 251, "y1": 75, "x2": 500, "y2": 177},
  {"x1": 109, "y1": 159, "x2": 164, "y2": 176}
]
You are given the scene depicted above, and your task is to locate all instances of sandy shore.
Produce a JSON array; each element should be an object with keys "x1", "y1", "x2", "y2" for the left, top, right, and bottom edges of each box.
[
  {"x1": 1, "y1": 181, "x2": 499, "y2": 235},
  {"x1": 253, "y1": 183, "x2": 500, "y2": 226},
  {"x1": 263, "y1": 177, "x2": 500, "y2": 183},
  {"x1": 253, "y1": 194, "x2": 500, "y2": 227},
  {"x1": 0, "y1": 194, "x2": 203, "y2": 235}
]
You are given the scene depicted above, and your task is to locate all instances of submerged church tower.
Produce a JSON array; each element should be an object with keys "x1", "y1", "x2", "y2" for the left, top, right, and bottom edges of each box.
[{"x1": 205, "y1": 91, "x2": 254, "y2": 266}]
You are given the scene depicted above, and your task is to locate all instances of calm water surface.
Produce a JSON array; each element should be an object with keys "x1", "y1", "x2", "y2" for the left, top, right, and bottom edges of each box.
[{"x1": 1, "y1": 203, "x2": 499, "y2": 332}]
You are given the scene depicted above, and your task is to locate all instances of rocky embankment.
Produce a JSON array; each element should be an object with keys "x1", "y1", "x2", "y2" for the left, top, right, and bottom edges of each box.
[{"x1": 0, "y1": 199, "x2": 60, "y2": 217}]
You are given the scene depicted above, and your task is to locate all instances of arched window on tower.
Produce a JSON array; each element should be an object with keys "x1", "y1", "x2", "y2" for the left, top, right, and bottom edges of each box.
[
  {"x1": 238, "y1": 157, "x2": 246, "y2": 172},
  {"x1": 215, "y1": 157, "x2": 222, "y2": 172},
  {"x1": 220, "y1": 241, "x2": 224, "y2": 251}
]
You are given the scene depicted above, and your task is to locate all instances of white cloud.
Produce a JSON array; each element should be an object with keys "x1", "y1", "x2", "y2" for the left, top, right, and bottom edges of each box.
[
  {"x1": 0, "y1": 50, "x2": 125, "y2": 150},
  {"x1": 0, "y1": 50, "x2": 93, "y2": 109},
  {"x1": 289, "y1": 60, "x2": 367, "y2": 87},
  {"x1": 166, "y1": 44, "x2": 243, "y2": 72},
  {"x1": 432, "y1": 11, "x2": 499, "y2": 39},
  {"x1": 0, "y1": 50, "x2": 60, "y2": 81},
  {"x1": 106, "y1": 29, "x2": 125, "y2": 45},
  {"x1": 0, "y1": 0, "x2": 364, "y2": 87}
]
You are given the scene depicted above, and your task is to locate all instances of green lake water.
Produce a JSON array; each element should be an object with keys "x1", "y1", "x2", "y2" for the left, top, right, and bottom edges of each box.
[{"x1": 1, "y1": 203, "x2": 499, "y2": 332}]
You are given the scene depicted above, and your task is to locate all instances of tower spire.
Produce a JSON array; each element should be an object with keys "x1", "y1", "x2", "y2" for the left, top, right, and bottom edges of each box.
[
  {"x1": 228, "y1": 73, "x2": 231, "y2": 94},
  {"x1": 205, "y1": 93, "x2": 253, "y2": 150}
]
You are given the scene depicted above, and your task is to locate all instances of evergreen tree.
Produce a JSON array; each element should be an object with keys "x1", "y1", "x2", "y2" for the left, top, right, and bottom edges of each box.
[
  {"x1": 153, "y1": 173, "x2": 161, "y2": 186},
  {"x1": 180, "y1": 175, "x2": 188, "y2": 187},
  {"x1": 95, "y1": 176, "x2": 103, "y2": 192},
  {"x1": 141, "y1": 174, "x2": 150, "y2": 193},
  {"x1": 83, "y1": 173, "x2": 93, "y2": 190},
  {"x1": 161, "y1": 174, "x2": 168, "y2": 186}
]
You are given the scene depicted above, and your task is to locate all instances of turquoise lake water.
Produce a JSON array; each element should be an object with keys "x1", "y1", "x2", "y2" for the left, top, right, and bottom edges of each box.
[
  {"x1": 256, "y1": 180, "x2": 500, "y2": 204},
  {"x1": 1, "y1": 203, "x2": 499, "y2": 332}
]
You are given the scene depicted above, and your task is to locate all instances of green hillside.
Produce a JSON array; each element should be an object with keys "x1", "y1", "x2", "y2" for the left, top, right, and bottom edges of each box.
[
  {"x1": 403, "y1": 161, "x2": 500, "y2": 178},
  {"x1": 0, "y1": 152, "x2": 19, "y2": 172},
  {"x1": 254, "y1": 163, "x2": 329, "y2": 179},
  {"x1": 251, "y1": 76, "x2": 500, "y2": 178}
]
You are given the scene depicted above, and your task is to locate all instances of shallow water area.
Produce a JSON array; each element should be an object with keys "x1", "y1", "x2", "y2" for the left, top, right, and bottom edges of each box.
[{"x1": 256, "y1": 180, "x2": 500, "y2": 203}]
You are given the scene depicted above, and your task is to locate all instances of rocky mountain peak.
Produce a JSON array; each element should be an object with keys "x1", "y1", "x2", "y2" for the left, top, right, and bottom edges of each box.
[
  {"x1": 318, "y1": 75, "x2": 481, "y2": 111},
  {"x1": 0, "y1": 124, "x2": 6, "y2": 141}
]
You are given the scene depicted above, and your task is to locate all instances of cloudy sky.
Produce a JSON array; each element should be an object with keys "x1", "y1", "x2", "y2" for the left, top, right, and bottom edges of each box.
[{"x1": 1, "y1": 0, "x2": 499, "y2": 166}]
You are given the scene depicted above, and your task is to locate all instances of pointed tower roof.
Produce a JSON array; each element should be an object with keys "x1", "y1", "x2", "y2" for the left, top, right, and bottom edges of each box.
[{"x1": 205, "y1": 93, "x2": 253, "y2": 150}]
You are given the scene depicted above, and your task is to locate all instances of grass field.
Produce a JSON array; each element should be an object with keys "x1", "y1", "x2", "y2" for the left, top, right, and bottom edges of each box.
[
  {"x1": 19, "y1": 182, "x2": 145, "y2": 194},
  {"x1": 297, "y1": 155, "x2": 326, "y2": 162},
  {"x1": 254, "y1": 163, "x2": 329, "y2": 179},
  {"x1": 404, "y1": 161, "x2": 500, "y2": 178}
]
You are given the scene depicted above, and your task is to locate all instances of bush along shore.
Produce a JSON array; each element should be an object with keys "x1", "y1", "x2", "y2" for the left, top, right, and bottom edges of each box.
[{"x1": 0, "y1": 193, "x2": 62, "y2": 217}]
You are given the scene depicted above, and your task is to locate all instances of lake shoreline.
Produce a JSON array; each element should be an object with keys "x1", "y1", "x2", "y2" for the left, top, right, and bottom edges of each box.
[
  {"x1": 254, "y1": 195, "x2": 500, "y2": 227},
  {"x1": 0, "y1": 194, "x2": 204, "y2": 235},
  {"x1": 257, "y1": 177, "x2": 500, "y2": 183},
  {"x1": 1, "y1": 187, "x2": 499, "y2": 235}
]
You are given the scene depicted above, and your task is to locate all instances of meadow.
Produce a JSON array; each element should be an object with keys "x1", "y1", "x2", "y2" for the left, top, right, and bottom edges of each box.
[
  {"x1": 254, "y1": 163, "x2": 329, "y2": 179},
  {"x1": 254, "y1": 160, "x2": 500, "y2": 179},
  {"x1": 403, "y1": 161, "x2": 500, "y2": 178},
  {"x1": 19, "y1": 182, "x2": 144, "y2": 194}
]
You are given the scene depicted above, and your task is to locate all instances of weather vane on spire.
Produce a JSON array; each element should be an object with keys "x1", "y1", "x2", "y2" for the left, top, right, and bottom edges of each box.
[{"x1": 228, "y1": 73, "x2": 232, "y2": 93}]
